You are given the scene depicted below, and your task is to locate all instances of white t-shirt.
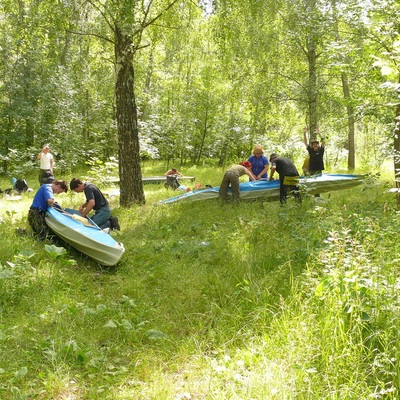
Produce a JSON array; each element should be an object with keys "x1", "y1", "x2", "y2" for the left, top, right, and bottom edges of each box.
[{"x1": 40, "y1": 152, "x2": 54, "y2": 170}]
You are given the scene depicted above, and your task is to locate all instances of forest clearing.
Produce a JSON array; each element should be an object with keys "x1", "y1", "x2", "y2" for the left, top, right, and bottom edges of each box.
[
  {"x1": 0, "y1": 165, "x2": 399, "y2": 399},
  {"x1": 1, "y1": 0, "x2": 400, "y2": 397}
]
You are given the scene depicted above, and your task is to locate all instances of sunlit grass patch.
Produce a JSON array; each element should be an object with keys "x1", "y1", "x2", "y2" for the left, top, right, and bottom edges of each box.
[{"x1": 0, "y1": 167, "x2": 399, "y2": 398}]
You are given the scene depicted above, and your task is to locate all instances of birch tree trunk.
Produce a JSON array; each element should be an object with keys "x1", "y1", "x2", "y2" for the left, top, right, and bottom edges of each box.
[
  {"x1": 341, "y1": 72, "x2": 355, "y2": 170},
  {"x1": 114, "y1": 25, "x2": 145, "y2": 206},
  {"x1": 394, "y1": 83, "x2": 400, "y2": 206},
  {"x1": 305, "y1": 0, "x2": 318, "y2": 135}
]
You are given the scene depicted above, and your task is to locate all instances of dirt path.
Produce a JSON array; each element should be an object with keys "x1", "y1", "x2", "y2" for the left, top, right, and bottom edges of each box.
[{"x1": 0, "y1": 194, "x2": 30, "y2": 219}]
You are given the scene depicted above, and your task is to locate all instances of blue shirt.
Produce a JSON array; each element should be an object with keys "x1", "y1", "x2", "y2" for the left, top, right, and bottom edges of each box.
[
  {"x1": 247, "y1": 155, "x2": 269, "y2": 179},
  {"x1": 31, "y1": 184, "x2": 53, "y2": 211}
]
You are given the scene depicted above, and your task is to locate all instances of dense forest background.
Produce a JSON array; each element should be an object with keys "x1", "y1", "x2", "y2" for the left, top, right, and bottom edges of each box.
[{"x1": 1, "y1": 0, "x2": 399, "y2": 202}]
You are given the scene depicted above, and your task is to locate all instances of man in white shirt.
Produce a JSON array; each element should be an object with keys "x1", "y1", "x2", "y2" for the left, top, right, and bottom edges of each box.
[{"x1": 37, "y1": 145, "x2": 54, "y2": 185}]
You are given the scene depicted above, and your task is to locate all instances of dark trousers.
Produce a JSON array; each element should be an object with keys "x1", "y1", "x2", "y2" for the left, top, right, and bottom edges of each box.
[
  {"x1": 279, "y1": 177, "x2": 301, "y2": 204},
  {"x1": 308, "y1": 170, "x2": 322, "y2": 197},
  {"x1": 39, "y1": 169, "x2": 53, "y2": 185}
]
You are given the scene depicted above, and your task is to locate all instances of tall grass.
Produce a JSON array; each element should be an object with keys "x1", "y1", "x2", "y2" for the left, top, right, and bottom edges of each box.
[{"x1": 0, "y1": 166, "x2": 399, "y2": 399}]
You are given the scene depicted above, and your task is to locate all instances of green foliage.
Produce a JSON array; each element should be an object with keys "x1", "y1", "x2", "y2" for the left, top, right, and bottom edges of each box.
[
  {"x1": 0, "y1": 251, "x2": 36, "y2": 307},
  {"x1": 85, "y1": 157, "x2": 119, "y2": 184},
  {"x1": 1, "y1": 0, "x2": 398, "y2": 173},
  {"x1": 0, "y1": 167, "x2": 399, "y2": 398},
  {"x1": 44, "y1": 244, "x2": 77, "y2": 267}
]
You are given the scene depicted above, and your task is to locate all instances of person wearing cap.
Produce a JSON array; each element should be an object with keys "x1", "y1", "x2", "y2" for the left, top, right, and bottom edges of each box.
[
  {"x1": 37, "y1": 144, "x2": 55, "y2": 185},
  {"x1": 219, "y1": 161, "x2": 257, "y2": 202},
  {"x1": 303, "y1": 128, "x2": 325, "y2": 175},
  {"x1": 269, "y1": 153, "x2": 301, "y2": 204},
  {"x1": 28, "y1": 180, "x2": 68, "y2": 239},
  {"x1": 247, "y1": 145, "x2": 270, "y2": 180}
]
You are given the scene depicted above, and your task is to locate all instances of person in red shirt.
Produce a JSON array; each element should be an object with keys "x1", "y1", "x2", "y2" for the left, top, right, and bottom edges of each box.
[{"x1": 219, "y1": 161, "x2": 256, "y2": 202}]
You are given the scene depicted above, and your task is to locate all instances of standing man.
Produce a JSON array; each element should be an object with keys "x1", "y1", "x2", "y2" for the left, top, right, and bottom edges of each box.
[
  {"x1": 303, "y1": 128, "x2": 325, "y2": 175},
  {"x1": 37, "y1": 144, "x2": 54, "y2": 185},
  {"x1": 269, "y1": 153, "x2": 301, "y2": 204},
  {"x1": 70, "y1": 178, "x2": 120, "y2": 231},
  {"x1": 219, "y1": 161, "x2": 257, "y2": 202},
  {"x1": 28, "y1": 180, "x2": 68, "y2": 239}
]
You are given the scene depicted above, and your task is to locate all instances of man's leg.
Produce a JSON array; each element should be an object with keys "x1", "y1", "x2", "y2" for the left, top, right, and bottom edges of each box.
[
  {"x1": 231, "y1": 176, "x2": 240, "y2": 202},
  {"x1": 291, "y1": 184, "x2": 301, "y2": 202},
  {"x1": 91, "y1": 208, "x2": 112, "y2": 229},
  {"x1": 279, "y1": 177, "x2": 287, "y2": 203},
  {"x1": 28, "y1": 209, "x2": 49, "y2": 239},
  {"x1": 219, "y1": 173, "x2": 230, "y2": 201},
  {"x1": 309, "y1": 170, "x2": 321, "y2": 197}
]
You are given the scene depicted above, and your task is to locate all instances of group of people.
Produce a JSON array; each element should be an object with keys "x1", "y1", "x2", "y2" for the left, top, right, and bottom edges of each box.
[
  {"x1": 29, "y1": 145, "x2": 120, "y2": 240},
  {"x1": 29, "y1": 133, "x2": 324, "y2": 238},
  {"x1": 219, "y1": 130, "x2": 325, "y2": 204}
]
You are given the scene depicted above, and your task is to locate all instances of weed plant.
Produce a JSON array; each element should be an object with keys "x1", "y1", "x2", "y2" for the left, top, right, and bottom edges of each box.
[{"x1": 0, "y1": 166, "x2": 399, "y2": 399}]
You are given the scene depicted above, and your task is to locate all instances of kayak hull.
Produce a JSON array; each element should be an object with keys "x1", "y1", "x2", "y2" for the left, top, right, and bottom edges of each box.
[
  {"x1": 160, "y1": 174, "x2": 365, "y2": 204},
  {"x1": 45, "y1": 208, "x2": 125, "y2": 266}
]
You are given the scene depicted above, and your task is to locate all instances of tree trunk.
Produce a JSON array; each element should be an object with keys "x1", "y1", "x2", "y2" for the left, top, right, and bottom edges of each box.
[
  {"x1": 341, "y1": 72, "x2": 355, "y2": 170},
  {"x1": 394, "y1": 81, "x2": 400, "y2": 206},
  {"x1": 114, "y1": 24, "x2": 145, "y2": 206},
  {"x1": 303, "y1": 0, "x2": 319, "y2": 136},
  {"x1": 307, "y1": 37, "x2": 318, "y2": 136},
  {"x1": 196, "y1": 108, "x2": 208, "y2": 165}
]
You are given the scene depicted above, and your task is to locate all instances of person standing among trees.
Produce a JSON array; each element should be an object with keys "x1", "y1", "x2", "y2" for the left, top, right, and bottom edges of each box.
[
  {"x1": 219, "y1": 161, "x2": 257, "y2": 202},
  {"x1": 247, "y1": 145, "x2": 270, "y2": 180},
  {"x1": 269, "y1": 153, "x2": 301, "y2": 204},
  {"x1": 37, "y1": 144, "x2": 54, "y2": 185},
  {"x1": 303, "y1": 127, "x2": 325, "y2": 175}
]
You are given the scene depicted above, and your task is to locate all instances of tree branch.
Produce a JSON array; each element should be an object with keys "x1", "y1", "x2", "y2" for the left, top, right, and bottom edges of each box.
[
  {"x1": 85, "y1": 0, "x2": 115, "y2": 34},
  {"x1": 66, "y1": 29, "x2": 114, "y2": 45},
  {"x1": 134, "y1": 0, "x2": 180, "y2": 36}
]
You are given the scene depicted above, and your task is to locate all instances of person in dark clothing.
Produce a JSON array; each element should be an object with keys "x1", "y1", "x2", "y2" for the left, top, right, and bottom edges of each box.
[
  {"x1": 303, "y1": 128, "x2": 325, "y2": 175},
  {"x1": 70, "y1": 178, "x2": 120, "y2": 231},
  {"x1": 269, "y1": 153, "x2": 301, "y2": 204}
]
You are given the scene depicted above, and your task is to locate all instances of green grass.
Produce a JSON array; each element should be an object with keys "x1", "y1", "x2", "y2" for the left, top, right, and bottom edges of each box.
[{"x1": 0, "y1": 166, "x2": 399, "y2": 399}]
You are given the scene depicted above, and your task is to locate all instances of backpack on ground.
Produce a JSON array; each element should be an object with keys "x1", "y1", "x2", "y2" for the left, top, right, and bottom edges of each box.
[
  {"x1": 41, "y1": 171, "x2": 55, "y2": 184},
  {"x1": 164, "y1": 175, "x2": 180, "y2": 190}
]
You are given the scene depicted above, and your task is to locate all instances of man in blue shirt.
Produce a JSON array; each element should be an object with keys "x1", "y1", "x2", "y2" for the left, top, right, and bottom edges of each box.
[{"x1": 28, "y1": 180, "x2": 68, "y2": 239}]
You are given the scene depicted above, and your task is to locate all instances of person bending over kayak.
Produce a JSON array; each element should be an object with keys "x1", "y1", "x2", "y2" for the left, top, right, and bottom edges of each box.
[
  {"x1": 28, "y1": 180, "x2": 68, "y2": 239},
  {"x1": 70, "y1": 178, "x2": 120, "y2": 231},
  {"x1": 269, "y1": 153, "x2": 301, "y2": 204},
  {"x1": 219, "y1": 161, "x2": 257, "y2": 202}
]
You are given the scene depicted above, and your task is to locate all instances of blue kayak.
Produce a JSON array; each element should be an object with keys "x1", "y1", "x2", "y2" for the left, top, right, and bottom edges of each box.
[
  {"x1": 160, "y1": 174, "x2": 365, "y2": 204},
  {"x1": 45, "y1": 207, "x2": 125, "y2": 266}
]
